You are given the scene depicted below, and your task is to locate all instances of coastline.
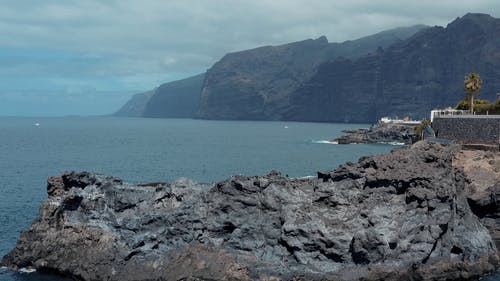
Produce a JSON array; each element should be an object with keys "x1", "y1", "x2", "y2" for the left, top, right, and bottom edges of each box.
[{"x1": 2, "y1": 142, "x2": 499, "y2": 281}]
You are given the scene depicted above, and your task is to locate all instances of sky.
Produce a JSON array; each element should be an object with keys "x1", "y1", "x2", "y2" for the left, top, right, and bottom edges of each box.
[{"x1": 1, "y1": 0, "x2": 500, "y2": 116}]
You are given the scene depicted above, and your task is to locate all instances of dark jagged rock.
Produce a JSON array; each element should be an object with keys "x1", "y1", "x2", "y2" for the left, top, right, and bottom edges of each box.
[
  {"x1": 334, "y1": 122, "x2": 419, "y2": 144},
  {"x1": 454, "y1": 150, "x2": 500, "y2": 250},
  {"x1": 2, "y1": 143, "x2": 498, "y2": 280},
  {"x1": 335, "y1": 128, "x2": 370, "y2": 144}
]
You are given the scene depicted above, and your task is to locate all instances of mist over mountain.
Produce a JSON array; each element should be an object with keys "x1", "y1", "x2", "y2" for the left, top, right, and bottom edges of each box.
[{"x1": 116, "y1": 13, "x2": 500, "y2": 123}]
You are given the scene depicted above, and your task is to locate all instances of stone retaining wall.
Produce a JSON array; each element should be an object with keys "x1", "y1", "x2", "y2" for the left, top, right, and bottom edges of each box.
[{"x1": 432, "y1": 117, "x2": 500, "y2": 145}]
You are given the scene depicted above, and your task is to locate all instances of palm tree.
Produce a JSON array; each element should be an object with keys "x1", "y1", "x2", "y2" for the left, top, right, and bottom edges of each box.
[{"x1": 464, "y1": 72, "x2": 482, "y2": 114}]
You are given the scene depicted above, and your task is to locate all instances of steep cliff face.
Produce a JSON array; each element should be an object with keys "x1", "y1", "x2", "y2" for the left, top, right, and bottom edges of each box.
[
  {"x1": 143, "y1": 73, "x2": 204, "y2": 118},
  {"x1": 113, "y1": 90, "x2": 154, "y2": 117},
  {"x1": 285, "y1": 13, "x2": 500, "y2": 122},
  {"x1": 196, "y1": 25, "x2": 427, "y2": 120},
  {"x1": 116, "y1": 14, "x2": 500, "y2": 123},
  {"x1": 197, "y1": 36, "x2": 331, "y2": 120},
  {"x1": 113, "y1": 74, "x2": 204, "y2": 118}
]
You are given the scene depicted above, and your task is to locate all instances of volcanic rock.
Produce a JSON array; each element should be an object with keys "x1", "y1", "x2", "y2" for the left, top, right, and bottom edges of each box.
[
  {"x1": 334, "y1": 121, "x2": 419, "y2": 144},
  {"x1": 2, "y1": 143, "x2": 498, "y2": 280},
  {"x1": 454, "y1": 150, "x2": 500, "y2": 250}
]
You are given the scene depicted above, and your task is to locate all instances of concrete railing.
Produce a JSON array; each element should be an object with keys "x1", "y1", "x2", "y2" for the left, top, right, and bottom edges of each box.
[
  {"x1": 436, "y1": 114, "x2": 500, "y2": 119},
  {"x1": 430, "y1": 109, "x2": 469, "y2": 122}
]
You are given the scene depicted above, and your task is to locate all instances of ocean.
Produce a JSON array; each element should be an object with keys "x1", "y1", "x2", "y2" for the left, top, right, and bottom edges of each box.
[{"x1": 0, "y1": 117, "x2": 496, "y2": 281}]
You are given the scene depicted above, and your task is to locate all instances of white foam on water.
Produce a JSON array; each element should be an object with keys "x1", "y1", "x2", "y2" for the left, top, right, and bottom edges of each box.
[
  {"x1": 298, "y1": 175, "x2": 316, "y2": 179},
  {"x1": 311, "y1": 140, "x2": 337, "y2": 144},
  {"x1": 378, "y1": 141, "x2": 405, "y2": 146},
  {"x1": 19, "y1": 267, "x2": 36, "y2": 273}
]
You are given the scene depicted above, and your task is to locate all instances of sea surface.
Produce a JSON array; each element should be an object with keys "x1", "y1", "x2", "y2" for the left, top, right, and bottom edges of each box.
[{"x1": 0, "y1": 117, "x2": 497, "y2": 281}]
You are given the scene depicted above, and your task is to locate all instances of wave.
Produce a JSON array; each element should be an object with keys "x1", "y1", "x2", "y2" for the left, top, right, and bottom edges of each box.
[
  {"x1": 378, "y1": 141, "x2": 405, "y2": 146},
  {"x1": 298, "y1": 175, "x2": 316, "y2": 179},
  {"x1": 19, "y1": 268, "x2": 36, "y2": 273},
  {"x1": 313, "y1": 140, "x2": 404, "y2": 146},
  {"x1": 311, "y1": 140, "x2": 338, "y2": 144}
]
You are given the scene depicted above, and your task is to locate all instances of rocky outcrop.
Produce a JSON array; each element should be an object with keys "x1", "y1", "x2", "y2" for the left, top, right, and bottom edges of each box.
[
  {"x1": 114, "y1": 74, "x2": 204, "y2": 118},
  {"x1": 335, "y1": 122, "x2": 419, "y2": 144},
  {"x1": 454, "y1": 150, "x2": 500, "y2": 250},
  {"x1": 2, "y1": 143, "x2": 499, "y2": 280}
]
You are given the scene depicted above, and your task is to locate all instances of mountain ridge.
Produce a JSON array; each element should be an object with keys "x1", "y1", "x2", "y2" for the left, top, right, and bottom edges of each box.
[
  {"x1": 282, "y1": 13, "x2": 500, "y2": 122},
  {"x1": 115, "y1": 14, "x2": 500, "y2": 123},
  {"x1": 114, "y1": 24, "x2": 427, "y2": 119}
]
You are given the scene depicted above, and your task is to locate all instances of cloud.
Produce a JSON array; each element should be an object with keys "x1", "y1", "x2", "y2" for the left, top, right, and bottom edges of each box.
[
  {"x1": 2, "y1": 1, "x2": 499, "y2": 71},
  {"x1": 0, "y1": 0, "x2": 499, "y2": 115}
]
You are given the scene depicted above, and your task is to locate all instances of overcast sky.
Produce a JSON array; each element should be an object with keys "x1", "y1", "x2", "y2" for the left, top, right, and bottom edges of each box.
[{"x1": 1, "y1": 0, "x2": 500, "y2": 116}]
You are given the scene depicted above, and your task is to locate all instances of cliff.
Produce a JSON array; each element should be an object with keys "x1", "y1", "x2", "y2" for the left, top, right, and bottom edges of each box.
[
  {"x1": 142, "y1": 73, "x2": 204, "y2": 118},
  {"x1": 113, "y1": 90, "x2": 154, "y2": 117},
  {"x1": 115, "y1": 14, "x2": 500, "y2": 123},
  {"x1": 284, "y1": 13, "x2": 500, "y2": 122},
  {"x1": 197, "y1": 25, "x2": 427, "y2": 120},
  {"x1": 2, "y1": 142, "x2": 499, "y2": 281},
  {"x1": 115, "y1": 25, "x2": 426, "y2": 119},
  {"x1": 114, "y1": 74, "x2": 204, "y2": 118}
]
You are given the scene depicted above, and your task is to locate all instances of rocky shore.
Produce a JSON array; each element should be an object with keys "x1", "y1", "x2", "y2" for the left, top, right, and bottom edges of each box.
[
  {"x1": 2, "y1": 142, "x2": 500, "y2": 281},
  {"x1": 334, "y1": 122, "x2": 419, "y2": 144}
]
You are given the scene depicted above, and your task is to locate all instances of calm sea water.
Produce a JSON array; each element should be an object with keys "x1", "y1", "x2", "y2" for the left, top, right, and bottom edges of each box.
[{"x1": 0, "y1": 117, "x2": 497, "y2": 281}]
